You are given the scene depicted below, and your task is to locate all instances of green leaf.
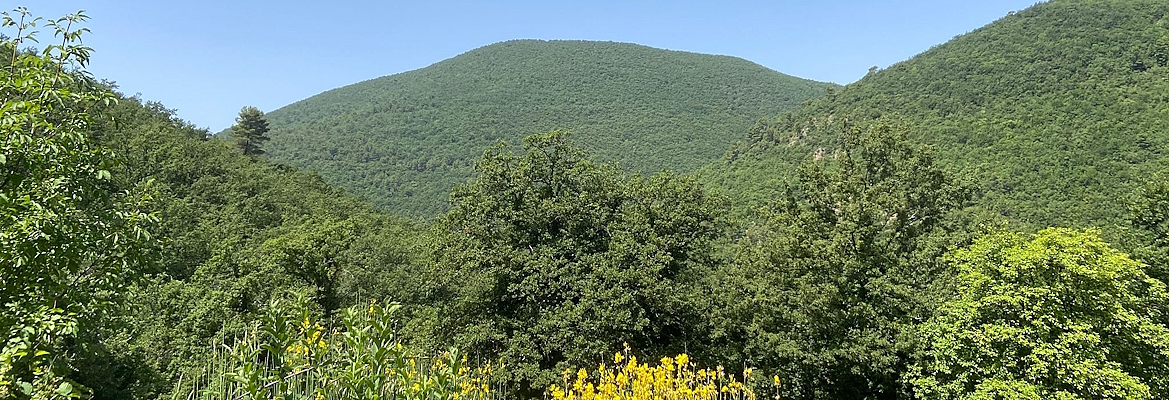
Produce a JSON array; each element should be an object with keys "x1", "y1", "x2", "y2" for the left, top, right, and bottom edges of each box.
[{"x1": 56, "y1": 381, "x2": 73, "y2": 396}]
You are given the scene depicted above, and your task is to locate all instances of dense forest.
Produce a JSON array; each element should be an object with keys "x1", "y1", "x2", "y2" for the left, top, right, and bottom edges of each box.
[
  {"x1": 704, "y1": 0, "x2": 1169, "y2": 229},
  {"x1": 5, "y1": 1, "x2": 1169, "y2": 400},
  {"x1": 252, "y1": 40, "x2": 835, "y2": 217}
]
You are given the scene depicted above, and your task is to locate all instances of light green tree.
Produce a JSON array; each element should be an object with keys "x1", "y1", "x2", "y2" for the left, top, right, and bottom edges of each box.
[
  {"x1": 910, "y1": 228, "x2": 1169, "y2": 399},
  {"x1": 0, "y1": 8, "x2": 156, "y2": 399}
]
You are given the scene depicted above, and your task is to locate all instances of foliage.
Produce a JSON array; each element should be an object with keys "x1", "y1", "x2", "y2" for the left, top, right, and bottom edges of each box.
[
  {"x1": 187, "y1": 293, "x2": 504, "y2": 400},
  {"x1": 548, "y1": 345, "x2": 759, "y2": 400},
  {"x1": 0, "y1": 8, "x2": 157, "y2": 399},
  {"x1": 10, "y1": 3, "x2": 1169, "y2": 400},
  {"x1": 257, "y1": 40, "x2": 836, "y2": 216},
  {"x1": 231, "y1": 106, "x2": 270, "y2": 156},
  {"x1": 909, "y1": 228, "x2": 1169, "y2": 399},
  {"x1": 11, "y1": 62, "x2": 426, "y2": 399},
  {"x1": 432, "y1": 131, "x2": 730, "y2": 395},
  {"x1": 59, "y1": 69, "x2": 424, "y2": 400},
  {"x1": 1128, "y1": 173, "x2": 1169, "y2": 283},
  {"x1": 706, "y1": 0, "x2": 1169, "y2": 228},
  {"x1": 718, "y1": 121, "x2": 971, "y2": 399}
]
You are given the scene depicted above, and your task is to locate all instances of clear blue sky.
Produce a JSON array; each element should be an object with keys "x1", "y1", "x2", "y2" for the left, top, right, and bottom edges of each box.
[{"x1": 20, "y1": 1, "x2": 1039, "y2": 132}]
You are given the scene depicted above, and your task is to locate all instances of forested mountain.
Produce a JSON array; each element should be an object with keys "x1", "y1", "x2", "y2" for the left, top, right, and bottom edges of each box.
[
  {"x1": 256, "y1": 40, "x2": 836, "y2": 216},
  {"x1": 704, "y1": 0, "x2": 1169, "y2": 228},
  {"x1": 9, "y1": 3, "x2": 1169, "y2": 400}
]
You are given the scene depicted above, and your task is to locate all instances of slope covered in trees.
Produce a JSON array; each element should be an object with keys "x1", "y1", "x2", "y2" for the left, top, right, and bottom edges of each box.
[
  {"x1": 9, "y1": 3, "x2": 1169, "y2": 400},
  {"x1": 67, "y1": 95, "x2": 429, "y2": 398},
  {"x1": 705, "y1": 0, "x2": 1169, "y2": 228},
  {"x1": 257, "y1": 40, "x2": 836, "y2": 216}
]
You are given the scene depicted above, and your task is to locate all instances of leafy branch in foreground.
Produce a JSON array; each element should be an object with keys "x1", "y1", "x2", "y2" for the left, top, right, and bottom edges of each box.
[{"x1": 1, "y1": 7, "x2": 156, "y2": 400}]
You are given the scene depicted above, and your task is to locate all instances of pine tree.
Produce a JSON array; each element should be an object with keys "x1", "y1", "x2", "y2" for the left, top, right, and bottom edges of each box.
[{"x1": 232, "y1": 106, "x2": 270, "y2": 156}]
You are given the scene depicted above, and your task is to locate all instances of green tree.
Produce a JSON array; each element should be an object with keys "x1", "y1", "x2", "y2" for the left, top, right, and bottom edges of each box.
[
  {"x1": 909, "y1": 228, "x2": 1169, "y2": 399},
  {"x1": 0, "y1": 9, "x2": 156, "y2": 399},
  {"x1": 433, "y1": 131, "x2": 728, "y2": 396},
  {"x1": 231, "y1": 106, "x2": 269, "y2": 156},
  {"x1": 1128, "y1": 174, "x2": 1169, "y2": 284},
  {"x1": 729, "y1": 120, "x2": 970, "y2": 399}
]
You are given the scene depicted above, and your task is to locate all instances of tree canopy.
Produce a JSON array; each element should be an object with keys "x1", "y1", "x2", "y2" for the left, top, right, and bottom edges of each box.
[
  {"x1": 432, "y1": 131, "x2": 729, "y2": 395},
  {"x1": 231, "y1": 106, "x2": 270, "y2": 156},
  {"x1": 911, "y1": 228, "x2": 1169, "y2": 399},
  {"x1": 705, "y1": 0, "x2": 1169, "y2": 229}
]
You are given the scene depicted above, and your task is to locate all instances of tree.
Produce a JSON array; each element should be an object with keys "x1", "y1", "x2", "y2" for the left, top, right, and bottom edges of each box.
[
  {"x1": 1128, "y1": 174, "x2": 1169, "y2": 284},
  {"x1": 433, "y1": 131, "x2": 728, "y2": 396},
  {"x1": 232, "y1": 106, "x2": 269, "y2": 156},
  {"x1": 1, "y1": 9, "x2": 156, "y2": 399},
  {"x1": 731, "y1": 120, "x2": 971, "y2": 399},
  {"x1": 909, "y1": 228, "x2": 1169, "y2": 399}
]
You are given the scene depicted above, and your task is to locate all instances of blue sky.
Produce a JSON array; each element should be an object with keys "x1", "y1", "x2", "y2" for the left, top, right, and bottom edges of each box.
[{"x1": 20, "y1": 1, "x2": 1039, "y2": 132}]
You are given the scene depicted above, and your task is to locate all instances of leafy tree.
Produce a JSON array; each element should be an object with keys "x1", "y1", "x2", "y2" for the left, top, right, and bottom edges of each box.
[
  {"x1": 433, "y1": 130, "x2": 728, "y2": 396},
  {"x1": 231, "y1": 106, "x2": 269, "y2": 156},
  {"x1": 1129, "y1": 174, "x2": 1169, "y2": 283},
  {"x1": 728, "y1": 120, "x2": 970, "y2": 399},
  {"x1": 259, "y1": 213, "x2": 419, "y2": 320},
  {"x1": 909, "y1": 228, "x2": 1169, "y2": 399},
  {"x1": 0, "y1": 9, "x2": 156, "y2": 399}
]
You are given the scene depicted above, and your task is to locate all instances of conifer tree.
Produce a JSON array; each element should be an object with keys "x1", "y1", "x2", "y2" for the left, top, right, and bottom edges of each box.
[{"x1": 232, "y1": 106, "x2": 270, "y2": 156}]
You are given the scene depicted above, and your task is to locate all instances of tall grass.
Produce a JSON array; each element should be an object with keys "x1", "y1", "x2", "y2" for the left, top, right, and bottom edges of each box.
[{"x1": 180, "y1": 294, "x2": 505, "y2": 400}]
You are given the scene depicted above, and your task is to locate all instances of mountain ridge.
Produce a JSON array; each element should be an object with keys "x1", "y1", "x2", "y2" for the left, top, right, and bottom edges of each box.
[
  {"x1": 703, "y1": 0, "x2": 1169, "y2": 228},
  {"x1": 257, "y1": 39, "x2": 837, "y2": 217}
]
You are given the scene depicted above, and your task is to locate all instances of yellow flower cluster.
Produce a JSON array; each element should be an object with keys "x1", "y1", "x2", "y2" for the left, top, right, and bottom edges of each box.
[
  {"x1": 285, "y1": 317, "x2": 327, "y2": 358},
  {"x1": 548, "y1": 345, "x2": 755, "y2": 400}
]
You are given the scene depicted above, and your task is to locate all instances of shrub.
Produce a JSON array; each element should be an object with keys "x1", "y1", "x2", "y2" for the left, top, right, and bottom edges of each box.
[{"x1": 548, "y1": 345, "x2": 762, "y2": 400}]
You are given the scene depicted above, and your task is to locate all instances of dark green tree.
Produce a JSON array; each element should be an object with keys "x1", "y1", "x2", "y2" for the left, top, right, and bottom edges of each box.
[
  {"x1": 232, "y1": 106, "x2": 269, "y2": 156},
  {"x1": 1129, "y1": 174, "x2": 1169, "y2": 284},
  {"x1": 729, "y1": 120, "x2": 970, "y2": 399},
  {"x1": 910, "y1": 228, "x2": 1169, "y2": 399},
  {"x1": 433, "y1": 130, "x2": 728, "y2": 396}
]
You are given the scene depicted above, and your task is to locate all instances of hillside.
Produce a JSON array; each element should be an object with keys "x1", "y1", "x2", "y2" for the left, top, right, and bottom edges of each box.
[
  {"x1": 258, "y1": 40, "x2": 836, "y2": 217},
  {"x1": 704, "y1": 0, "x2": 1169, "y2": 228}
]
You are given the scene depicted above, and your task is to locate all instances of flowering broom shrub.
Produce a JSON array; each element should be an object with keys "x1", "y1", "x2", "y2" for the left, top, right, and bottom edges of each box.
[{"x1": 547, "y1": 345, "x2": 768, "y2": 400}]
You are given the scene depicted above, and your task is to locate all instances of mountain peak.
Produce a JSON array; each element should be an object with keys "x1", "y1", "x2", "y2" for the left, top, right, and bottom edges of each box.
[{"x1": 262, "y1": 40, "x2": 836, "y2": 217}]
